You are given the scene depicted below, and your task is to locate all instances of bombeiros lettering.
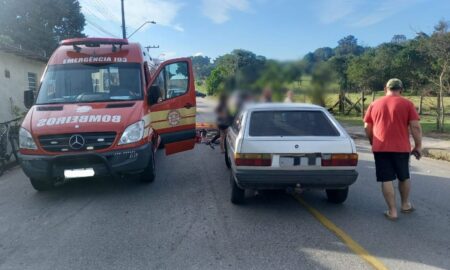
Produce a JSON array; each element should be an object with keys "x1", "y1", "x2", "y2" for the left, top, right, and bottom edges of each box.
[{"x1": 37, "y1": 115, "x2": 122, "y2": 127}]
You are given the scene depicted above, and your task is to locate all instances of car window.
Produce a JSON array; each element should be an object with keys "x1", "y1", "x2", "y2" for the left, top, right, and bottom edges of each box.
[
  {"x1": 249, "y1": 110, "x2": 340, "y2": 137},
  {"x1": 150, "y1": 61, "x2": 189, "y2": 102}
]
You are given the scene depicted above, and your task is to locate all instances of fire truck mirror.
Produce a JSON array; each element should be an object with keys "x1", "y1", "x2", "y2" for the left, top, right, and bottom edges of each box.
[{"x1": 24, "y1": 90, "x2": 35, "y2": 109}]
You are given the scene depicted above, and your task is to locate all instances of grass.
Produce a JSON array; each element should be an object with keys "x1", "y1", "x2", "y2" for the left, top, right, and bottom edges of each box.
[
  {"x1": 334, "y1": 114, "x2": 450, "y2": 140},
  {"x1": 195, "y1": 81, "x2": 207, "y2": 94}
]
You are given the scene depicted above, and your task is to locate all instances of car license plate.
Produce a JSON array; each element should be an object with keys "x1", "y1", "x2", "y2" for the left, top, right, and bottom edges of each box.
[
  {"x1": 64, "y1": 168, "x2": 95, "y2": 179},
  {"x1": 280, "y1": 155, "x2": 321, "y2": 167}
]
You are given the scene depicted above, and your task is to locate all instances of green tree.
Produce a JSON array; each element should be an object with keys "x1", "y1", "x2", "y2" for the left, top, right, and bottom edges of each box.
[
  {"x1": 335, "y1": 35, "x2": 364, "y2": 56},
  {"x1": 347, "y1": 50, "x2": 378, "y2": 92},
  {"x1": 391, "y1": 34, "x2": 407, "y2": 44},
  {"x1": 205, "y1": 66, "x2": 227, "y2": 95},
  {"x1": 191, "y1": 55, "x2": 214, "y2": 81},
  {"x1": 420, "y1": 20, "x2": 450, "y2": 131},
  {"x1": 0, "y1": 0, "x2": 85, "y2": 56},
  {"x1": 214, "y1": 49, "x2": 266, "y2": 90},
  {"x1": 371, "y1": 43, "x2": 404, "y2": 87}
]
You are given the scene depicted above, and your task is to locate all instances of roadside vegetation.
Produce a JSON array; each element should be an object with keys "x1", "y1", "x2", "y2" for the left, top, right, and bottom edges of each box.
[{"x1": 192, "y1": 20, "x2": 450, "y2": 135}]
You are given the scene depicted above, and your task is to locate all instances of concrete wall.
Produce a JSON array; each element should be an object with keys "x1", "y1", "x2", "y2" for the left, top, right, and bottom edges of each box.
[{"x1": 0, "y1": 51, "x2": 46, "y2": 122}]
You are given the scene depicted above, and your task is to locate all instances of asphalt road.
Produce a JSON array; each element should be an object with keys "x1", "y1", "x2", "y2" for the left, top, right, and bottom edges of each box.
[{"x1": 0, "y1": 98, "x2": 449, "y2": 270}]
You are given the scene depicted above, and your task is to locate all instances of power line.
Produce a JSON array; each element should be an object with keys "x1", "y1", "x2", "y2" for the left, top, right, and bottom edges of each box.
[
  {"x1": 85, "y1": 18, "x2": 119, "y2": 37},
  {"x1": 94, "y1": 0, "x2": 120, "y2": 21},
  {"x1": 80, "y1": 2, "x2": 119, "y2": 37}
]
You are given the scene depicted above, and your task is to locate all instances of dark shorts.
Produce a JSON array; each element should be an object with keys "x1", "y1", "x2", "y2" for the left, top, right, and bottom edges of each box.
[{"x1": 373, "y1": 152, "x2": 411, "y2": 182}]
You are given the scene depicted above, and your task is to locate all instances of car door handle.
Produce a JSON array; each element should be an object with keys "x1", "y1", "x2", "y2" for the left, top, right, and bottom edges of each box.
[{"x1": 184, "y1": 103, "x2": 193, "y2": 109}]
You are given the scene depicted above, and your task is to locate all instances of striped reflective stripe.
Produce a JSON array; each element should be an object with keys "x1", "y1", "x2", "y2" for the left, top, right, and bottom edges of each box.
[
  {"x1": 150, "y1": 107, "x2": 196, "y2": 122},
  {"x1": 151, "y1": 116, "x2": 195, "y2": 129}
]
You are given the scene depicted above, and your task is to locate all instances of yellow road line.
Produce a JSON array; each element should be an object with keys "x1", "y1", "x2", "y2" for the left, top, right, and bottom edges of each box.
[{"x1": 293, "y1": 195, "x2": 388, "y2": 270}]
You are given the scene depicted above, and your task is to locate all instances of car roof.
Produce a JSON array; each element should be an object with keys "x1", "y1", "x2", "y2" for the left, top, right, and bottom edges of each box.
[{"x1": 242, "y1": 102, "x2": 325, "y2": 111}]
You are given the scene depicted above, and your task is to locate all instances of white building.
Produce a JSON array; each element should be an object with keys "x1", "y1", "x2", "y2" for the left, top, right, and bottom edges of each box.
[{"x1": 0, "y1": 43, "x2": 47, "y2": 123}]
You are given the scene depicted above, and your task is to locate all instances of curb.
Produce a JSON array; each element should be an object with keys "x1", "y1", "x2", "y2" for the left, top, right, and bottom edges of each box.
[
  {"x1": 348, "y1": 133, "x2": 450, "y2": 162},
  {"x1": 422, "y1": 148, "x2": 450, "y2": 162}
]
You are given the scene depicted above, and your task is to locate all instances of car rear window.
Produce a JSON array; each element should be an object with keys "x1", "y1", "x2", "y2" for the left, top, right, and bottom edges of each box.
[{"x1": 249, "y1": 110, "x2": 340, "y2": 137}]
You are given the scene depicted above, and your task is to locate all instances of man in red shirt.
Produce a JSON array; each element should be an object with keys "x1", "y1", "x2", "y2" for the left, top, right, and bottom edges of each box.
[{"x1": 364, "y1": 78, "x2": 422, "y2": 220}]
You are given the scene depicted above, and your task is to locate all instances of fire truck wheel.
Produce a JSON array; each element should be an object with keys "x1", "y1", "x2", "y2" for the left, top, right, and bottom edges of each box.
[
  {"x1": 29, "y1": 178, "x2": 54, "y2": 191},
  {"x1": 140, "y1": 150, "x2": 156, "y2": 183}
]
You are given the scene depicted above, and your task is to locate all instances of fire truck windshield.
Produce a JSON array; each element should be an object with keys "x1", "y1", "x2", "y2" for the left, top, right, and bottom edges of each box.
[{"x1": 36, "y1": 63, "x2": 142, "y2": 104}]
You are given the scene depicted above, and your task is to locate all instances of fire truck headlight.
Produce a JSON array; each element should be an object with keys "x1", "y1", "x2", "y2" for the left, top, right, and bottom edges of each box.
[
  {"x1": 19, "y1": 127, "x2": 37, "y2": 150},
  {"x1": 119, "y1": 120, "x2": 144, "y2": 145}
]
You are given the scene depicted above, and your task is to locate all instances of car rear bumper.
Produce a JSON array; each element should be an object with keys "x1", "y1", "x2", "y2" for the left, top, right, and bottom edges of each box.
[
  {"x1": 18, "y1": 143, "x2": 152, "y2": 181},
  {"x1": 233, "y1": 169, "x2": 358, "y2": 189}
]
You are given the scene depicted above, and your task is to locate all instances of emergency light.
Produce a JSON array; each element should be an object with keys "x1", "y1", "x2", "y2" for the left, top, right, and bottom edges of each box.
[{"x1": 59, "y1": 38, "x2": 129, "y2": 52}]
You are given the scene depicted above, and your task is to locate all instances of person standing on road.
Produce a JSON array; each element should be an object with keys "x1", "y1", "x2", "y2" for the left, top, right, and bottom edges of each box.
[
  {"x1": 364, "y1": 78, "x2": 422, "y2": 220},
  {"x1": 208, "y1": 93, "x2": 231, "y2": 153},
  {"x1": 284, "y1": 90, "x2": 294, "y2": 103}
]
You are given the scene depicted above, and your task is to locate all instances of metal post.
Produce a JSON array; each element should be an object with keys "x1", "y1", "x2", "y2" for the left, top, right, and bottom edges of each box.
[{"x1": 121, "y1": 0, "x2": 126, "y2": 39}]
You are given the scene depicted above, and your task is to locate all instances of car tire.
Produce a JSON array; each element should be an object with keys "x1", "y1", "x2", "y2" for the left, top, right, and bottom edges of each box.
[
  {"x1": 140, "y1": 149, "x2": 156, "y2": 183},
  {"x1": 326, "y1": 188, "x2": 349, "y2": 204},
  {"x1": 224, "y1": 138, "x2": 231, "y2": 169},
  {"x1": 230, "y1": 173, "x2": 245, "y2": 204},
  {"x1": 29, "y1": 178, "x2": 53, "y2": 191},
  {"x1": 0, "y1": 159, "x2": 5, "y2": 177}
]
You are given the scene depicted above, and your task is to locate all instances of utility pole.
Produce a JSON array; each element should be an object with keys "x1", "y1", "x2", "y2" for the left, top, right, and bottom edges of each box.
[
  {"x1": 145, "y1": 45, "x2": 160, "y2": 53},
  {"x1": 121, "y1": 0, "x2": 126, "y2": 39}
]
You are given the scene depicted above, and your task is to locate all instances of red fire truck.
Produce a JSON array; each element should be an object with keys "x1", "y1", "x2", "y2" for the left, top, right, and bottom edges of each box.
[{"x1": 18, "y1": 37, "x2": 196, "y2": 191}]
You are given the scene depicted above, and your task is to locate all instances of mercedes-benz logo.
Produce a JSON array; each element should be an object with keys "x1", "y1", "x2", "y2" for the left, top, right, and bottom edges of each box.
[{"x1": 69, "y1": 134, "x2": 85, "y2": 150}]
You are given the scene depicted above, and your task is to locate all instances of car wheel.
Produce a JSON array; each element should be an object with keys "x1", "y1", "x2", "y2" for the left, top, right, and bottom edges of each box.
[
  {"x1": 326, "y1": 187, "x2": 349, "y2": 204},
  {"x1": 29, "y1": 178, "x2": 53, "y2": 191},
  {"x1": 140, "y1": 149, "x2": 156, "y2": 183},
  {"x1": 230, "y1": 173, "x2": 245, "y2": 204},
  {"x1": 0, "y1": 159, "x2": 5, "y2": 177},
  {"x1": 224, "y1": 138, "x2": 231, "y2": 169}
]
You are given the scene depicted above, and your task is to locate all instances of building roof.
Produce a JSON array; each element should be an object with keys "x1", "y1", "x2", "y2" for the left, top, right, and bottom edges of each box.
[{"x1": 0, "y1": 42, "x2": 48, "y2": 62}]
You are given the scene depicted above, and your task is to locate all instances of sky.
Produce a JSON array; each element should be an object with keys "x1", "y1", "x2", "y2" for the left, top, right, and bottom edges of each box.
[{"x1": 80, "y1": 0, "x2": 450, "y2": 61}]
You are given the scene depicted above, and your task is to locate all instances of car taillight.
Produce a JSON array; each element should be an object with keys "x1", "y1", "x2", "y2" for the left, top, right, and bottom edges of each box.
[
  {"x1": 321, "y1": 153, "x2": 358, "y2": 166},
  {"x1": 234, "y1": 153, "x2": 272, "y2": 166}
]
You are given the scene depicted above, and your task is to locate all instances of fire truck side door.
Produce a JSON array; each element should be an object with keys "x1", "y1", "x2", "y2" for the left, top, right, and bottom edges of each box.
[{"x1": 148, "y1": 58, "x2": 196, "y2": 155}]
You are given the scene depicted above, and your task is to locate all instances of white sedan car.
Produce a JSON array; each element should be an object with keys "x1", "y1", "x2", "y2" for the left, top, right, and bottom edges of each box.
[{"x1": 225, "y1": 103, "x2": 358, "y2": 204}]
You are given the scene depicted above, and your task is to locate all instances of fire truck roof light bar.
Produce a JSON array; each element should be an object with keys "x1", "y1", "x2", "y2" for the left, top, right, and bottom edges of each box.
[
  {"x1": 60, "y1": 38, "x2": 129, "y2": 46},
  {"x1": 60, "y1": 38, "x2": 129, "y2": 53}
]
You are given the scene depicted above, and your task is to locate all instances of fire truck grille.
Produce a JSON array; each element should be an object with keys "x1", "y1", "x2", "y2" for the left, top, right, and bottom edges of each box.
[{"x1": 39, "y1": 132, "x2": 117, "y2": 152}]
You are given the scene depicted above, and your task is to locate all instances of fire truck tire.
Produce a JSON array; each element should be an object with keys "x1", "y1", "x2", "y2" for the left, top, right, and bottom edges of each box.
[
  {"x1": 140, "y1": 149, "x2": 156, "y2": 183},
  {"x1": 29, "y1": 178, "x2": 53, "y2": 191}
]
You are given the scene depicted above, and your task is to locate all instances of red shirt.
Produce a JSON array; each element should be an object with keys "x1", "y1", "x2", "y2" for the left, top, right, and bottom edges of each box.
[{"x1": 364, "y1": 95, "x2": 420, "y2": 152}]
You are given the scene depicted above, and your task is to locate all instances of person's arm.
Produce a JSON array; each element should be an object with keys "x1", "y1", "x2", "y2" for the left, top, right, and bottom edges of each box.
[
  {"x1": 410, "y1": 120, "x2": 422, "y2": 153},
  {"x1": 364, "y1": 122, "x2": 374, "y2": 145},
  {"x1": 408, "y1": 101, "x2": 422, "y2": 158},
  {"x1": 363, "y1": 105, "x2": 373, "y2": 145}
]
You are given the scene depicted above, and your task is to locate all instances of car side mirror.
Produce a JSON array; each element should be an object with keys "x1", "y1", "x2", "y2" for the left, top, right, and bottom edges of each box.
[
  {"x1": 24, "y1": 90, "x2": 34, "y2": 109},
  {"x1": 148, "y1": 85, "x2": 161, "y2": 105}
]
